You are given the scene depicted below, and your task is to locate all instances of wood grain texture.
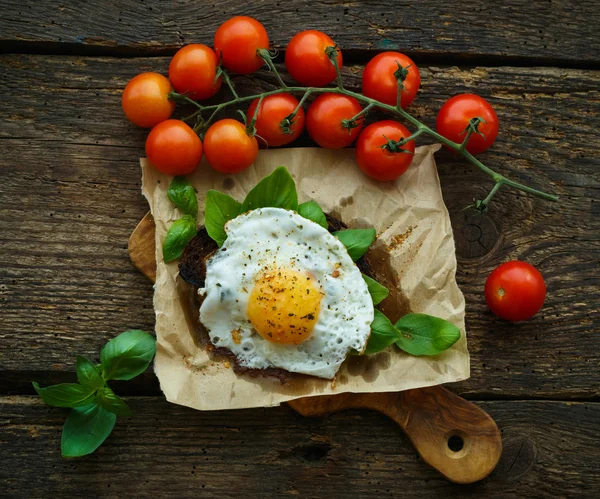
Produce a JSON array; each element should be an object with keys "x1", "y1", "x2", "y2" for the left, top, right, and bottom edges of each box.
[
  {"x1": 1, "y1": 0, "x2": 599, "y2": 66},
  {"x1": 0, "y1": 396, "x2": 598, "y2": 497},
  {"x1": 1, "y1": 55, "x2": 599, "y2": 400}
]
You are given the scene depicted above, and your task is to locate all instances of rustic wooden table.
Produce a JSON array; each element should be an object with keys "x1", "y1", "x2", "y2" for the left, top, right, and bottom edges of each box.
[{"x1": 1, "y1": 1, "x2": 599, "y2": 497}]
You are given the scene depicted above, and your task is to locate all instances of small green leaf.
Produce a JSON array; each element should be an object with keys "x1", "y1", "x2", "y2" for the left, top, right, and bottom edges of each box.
[
  {"x1": 32, "y1": 382, "x2": 95, "y2": 408},
  {"x1": 168, "y1": 176, "x2": 199, "y2": 218},
  {"x1": 241, "y1": 166, "x2": 298, "y2": 212},
  {"x1": 363, "y1": 310, "x2": 402, "y2": 355},
  {"x1": 204, "y1": 190, "x2": 242, "y2": 246},
  {"x1": 162, "y1": 215, "x2": 197, "y2": 263},
  {"x1": 100, "y1": 330, "x2": 156, "y2": 381},
  {"x1": 76, "y1": 355, "x2": 104, "y2": 390},
  {"x1": 362, "y1": 274, "x2": 390, "y2": 305},
  {"x1": 298, "y1": 200, "x2": 328, "y2": 229},
  {"x1": 61, "y1": 403, "x2": 116, "y2": 458},
  {"x1": 394, "y1": 314, "x2": 461, "y2": 356},
  {"x1": 333, "y1": 228, "x2": 377, "y2": 261},
  {"x1": 96, "y1": 387, "x2": 133, "y2": 417}
]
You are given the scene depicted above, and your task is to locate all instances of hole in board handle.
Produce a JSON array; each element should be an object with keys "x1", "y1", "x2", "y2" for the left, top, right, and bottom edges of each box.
[{"x1": 448, "y1": 435, "x2": 464, "y2": 452}]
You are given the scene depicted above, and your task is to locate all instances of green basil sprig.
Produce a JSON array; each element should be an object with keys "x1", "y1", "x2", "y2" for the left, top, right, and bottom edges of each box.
[
  {"x1": 362, "y1": 274, "x2": 390, "y2": 305},
  {"x1": 163, "y1": 215, "x2": 197, "y2": 262},
  {"x1": 241, "y1": 166, "x2": 298, "y2": 212},
  {"x1": 204, "y1": 190, "x2": 242, "y2": 247},
  {"x1": 332, "y1": 228, "x2": 376, "y2": 261},
  {"x1": 168, "y1": 176, "x2": 199, "y2": 218},
  {"x1": 298, "y1": 200, "x2": 328, "y2": 229},
  {"x1": 32, "y1": 330, "x2": 156, "y2": 458}
]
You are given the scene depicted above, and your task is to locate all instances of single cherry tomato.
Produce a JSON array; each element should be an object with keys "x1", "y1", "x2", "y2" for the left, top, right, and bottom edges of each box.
[
  {"x1": 169, "y1": 44, "x2": 221, "y2": 100},
  {"x1": 285, "y1": 30, "x2": 342, "y2": 86},
  {"x1": 362, "y1": 52, "x2": 420, "y2": 109},
  {"x1": 305, "y1": 94, "x2": 362, "y2": 149},
  {"x1": 122, "y1": 73, "x2": 175, "y2": 128},
  {"x1": 436, "y1": 94, "x2": 499, "y2": 154},
  {"x1": 355, "y1": 121, "x2": 416, "y2": 181},
  {"x1": 214, "y1": 16, "x2": 269, "y2": 74},
  {"x1": 145, "y1": 120, "x2": 203, "y2": 175},
  {"x1": 485, "y1": 261, "x2": 546, "y2": 322},
  {"x1": 247, "y1": 94, "x2": 305, "y2": 148},
  {"x1": 203, "y1": 119, "x2": 259, "y2": 174}
]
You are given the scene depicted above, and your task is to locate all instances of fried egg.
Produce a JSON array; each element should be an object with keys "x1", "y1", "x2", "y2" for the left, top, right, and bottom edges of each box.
[{"x1": 198, "y1": 207, "x2": 374, "y2": 379}]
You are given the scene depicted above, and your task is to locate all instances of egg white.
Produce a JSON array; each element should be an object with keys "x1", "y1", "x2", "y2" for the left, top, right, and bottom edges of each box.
[{"x1": 198, "y1": 207, "x2": 374, "y2": 379}]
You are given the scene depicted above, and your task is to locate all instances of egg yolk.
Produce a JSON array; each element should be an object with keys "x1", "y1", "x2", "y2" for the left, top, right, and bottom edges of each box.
[{"x1": 247, "y1": 268, "x2": 321, "y2": 344}]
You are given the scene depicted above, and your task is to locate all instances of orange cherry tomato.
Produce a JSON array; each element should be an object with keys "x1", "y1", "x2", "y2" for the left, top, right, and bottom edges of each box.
[
  {"x1": 122, "y1": 73, "x2": 175, "y2": 128},
  {"x1": 247, "y1": 94, "x2": 305, "y2": 147},
  {"x1": 362, "y1": 52, "x2": 420, "y2": 108},
  {"x1": 145, "y1": 120, "x2": 203, "y2": 175},
  {"x1": 356, "y1": 121, "x2": 416, "y2": 181},
  {"x1": 285, "y1": 30, "x2": 342, "y2": 86},
  {"x1": 305, "y1": 93, "x2": 362, "y2": 149},
  {"x1": 169, "y1": 44, "x2": 222, "y2": 100},
  {"x1": 214, "y1": 16, "x2": 269, "y2": 74},
  {"x1": 203, "y1": 119, "x2": 259, "y2": 174}
]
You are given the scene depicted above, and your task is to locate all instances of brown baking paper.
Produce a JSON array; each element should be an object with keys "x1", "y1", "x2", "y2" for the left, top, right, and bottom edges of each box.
[{"x1": 141, "y1": 144, "x2": 469, "y2": 411}]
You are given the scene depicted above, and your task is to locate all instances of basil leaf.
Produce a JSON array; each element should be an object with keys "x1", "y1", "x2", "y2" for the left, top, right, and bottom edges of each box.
[
  {"x1": 168, "y1": 176, "x2": 198, "y2": 218},
  {"x1": 333, "y1": 228, "x2": 377, "y2": 261},
  {"x1": 241, "y1": 166, "x2": 298, "y2": 212},
  {"x1": 204, "y1": 190, "x2": 242, "y2": 247},
  {"x1": 96, "y1": 387, "x2": 133, "y2": 417},
  {"x1": 362, "y1": 274, "x2": 390, "y2": 305},
  {"x1": 162, "y1": 215, "x2": 197, "y2": 263},
  {"x1": 395, "y1": 314, "x2": 461, "y2": 356},
  {"x1": 363, "y1": 309, "x2": 402, "y2": 355},
  {"x1": 32, "y1": 382, "x2": 95, "y2": 408},
  {"x1": 298, "y1": 200, "x2": 328, "y2": 229},
  {"x1": 75, "y1": 355, "x2": 104, "y2": 390},
  {"x1": 61, "y1": 403, "x2": 116, "y2": 458},
  {"x1": 99, "y1": 330, "x2": 156, "y2": 381}
]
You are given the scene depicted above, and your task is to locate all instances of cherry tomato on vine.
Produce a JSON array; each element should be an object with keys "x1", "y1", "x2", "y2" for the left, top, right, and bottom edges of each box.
[
  {"x1": 214, "y1": 16, "x2": 269, "y2": 74},
  {"x1": 145, "y1": 120, "x2": 203, "y2": 175},
  {"x1": 285, "y1": 30, "x2": 342, "y2": 87},
  {"x1": 122, "y1": 73, "x2": 175, "y2": 128},
  {"x1": 436, "y1": 94, "x2": 499, "y2": 155},
  {"x1": 203, "y1": 119, "x2": 258, "y2": 174},
  {"x1": 355, "y1": 121, "x2": 415, "y2": 181},
  {"x1": 306, "y1": 94, "x2": 362, "y2": 149},
  {"x1": 247, "y1": 94, "x2": 305, "y2": 148},
  {"x1": 362, "y1": 52, "x2": 420, "y2": 109},
  {"x1": 484, "y1": 261, "x2": 546, "y2": 322},
  {"x1": 169, "y1": 44, "x2": 221, "y2": 100}
]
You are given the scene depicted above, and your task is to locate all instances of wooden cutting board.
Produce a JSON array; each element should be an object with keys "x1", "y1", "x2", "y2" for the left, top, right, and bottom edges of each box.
[{"x1": 129, "y1": 213, "x2": 502, "y2": 484}]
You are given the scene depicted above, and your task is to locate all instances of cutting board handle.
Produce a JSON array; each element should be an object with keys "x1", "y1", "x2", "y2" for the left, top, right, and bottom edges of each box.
[{"x1": 288, "y1": 386, "x2": 502, "y2": 484}]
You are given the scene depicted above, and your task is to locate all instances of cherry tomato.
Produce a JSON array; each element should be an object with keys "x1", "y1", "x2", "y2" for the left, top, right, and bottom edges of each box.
[
  {"x1": 169, "y1": 44, "x2": 221, "y2": 100},
  {"x1": 362, "y1": 52, "x2": 420, "y2": 109},
  {"x1": 355, "y1": 121, "x2": 415, "y2": 181},
  {"x1": 122, "y1": 73, "x2": 175, "y2": 128},
  {"x1": 203, "y1": 119, "x2": 259, "y2": 174},
  {"x1": 484, "y1": 261, "x2": 546, "y2": 322},
  {"x1": 247, "y1": 94, "x2": 305, "y2": 148},
  {"x1": 214, "y1": 16, "x2": 269, "y2": 74},
  {"x1": 285, "y1": 30, "x2": 342, "y2": 86},
  {"x1": 436, "y1": 94, "x2": 499, "y2": 154},
  {"x1": 145, "y1": 120, "x2": 203, "y2": 175},
  {"x1": 305, "y1": 94, "x2": 362, "y2": 149}
]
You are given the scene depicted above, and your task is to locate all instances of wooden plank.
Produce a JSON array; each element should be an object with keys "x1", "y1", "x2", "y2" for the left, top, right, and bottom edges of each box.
[
  {"x1": 1, "y1": 1, "x2": 599, "y2": 65},
  {"x1": 1, "y1": 55, "x2": 599, "y2": 399},
  {"x1": 0, "y1": 396, "x2": 598, "y2": 497}
]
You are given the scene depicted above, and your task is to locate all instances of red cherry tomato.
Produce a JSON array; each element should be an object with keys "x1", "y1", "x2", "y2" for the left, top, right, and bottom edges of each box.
[
  {"x1": 356, "y1": 121, "x2": 416, "y2": 181},
  {"x1": 214, "y1": 16, "x2": 269, "y2": 74},
  {"x1": 169, "y1": 44, "x2": 221, "y2": 100},
  {"x1": 285, "y1": 30, "x2": 342, "y2": 87},
  {"x1": 305, "y1": 94, "x2": 362, "y2": 149},
  {"x1": 247, "y1": 94, "x2": 305, "y2": 148},
  {"x1": 145, "y1": 120, "x2": 203, "y2": 175},
  {"x1": 362, "y1": 52, "x2": 420, "y2": 109},
  {"x1": 122, "y1": 73, "x2": 175, "y2": 128},
  {"x1": 436, "y1": 94, "x2": 499, "y2": 154},
  {"x1": 485, "y1": 261, "x2": 546, "y2": 322},
  {"x1": 203, "y1": 119, "x2": 259, "y2": 174}
]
